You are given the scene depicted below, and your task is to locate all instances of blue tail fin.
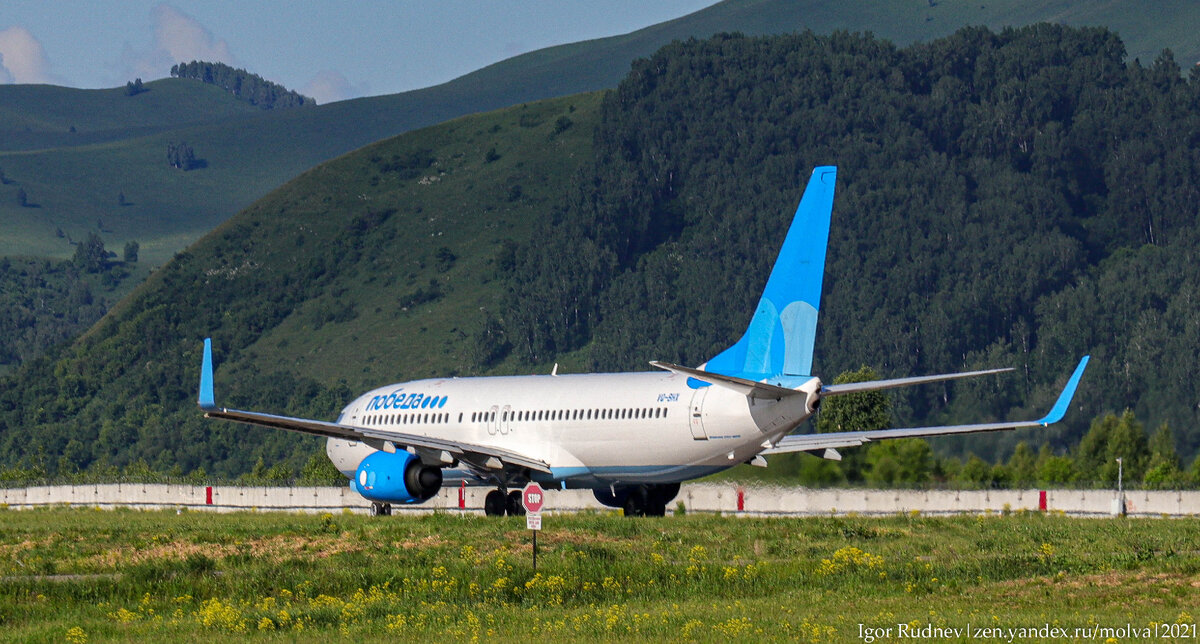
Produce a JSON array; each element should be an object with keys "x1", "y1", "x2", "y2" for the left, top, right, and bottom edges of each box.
[{"x1": 702, "y1": 166, "x2": 837, "y2": 381}]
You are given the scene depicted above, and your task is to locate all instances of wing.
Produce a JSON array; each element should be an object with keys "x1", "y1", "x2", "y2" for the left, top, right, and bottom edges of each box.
[
  {"x1": 762, "y1": 356, "x2": 1089, "y2": 458},
  {"x1": 198, "y1": 339, "x2": 550, "y2": 476}
]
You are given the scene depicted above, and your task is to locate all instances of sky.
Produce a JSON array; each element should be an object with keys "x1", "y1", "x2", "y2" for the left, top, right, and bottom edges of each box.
[{"x1": 0, "y1": 1, "x2": 720, "y2": 104}]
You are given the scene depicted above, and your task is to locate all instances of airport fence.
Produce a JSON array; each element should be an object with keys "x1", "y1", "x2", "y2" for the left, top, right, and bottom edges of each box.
[{"x1": 1, "y1": 483, "x2": 1197, "y2": 517}]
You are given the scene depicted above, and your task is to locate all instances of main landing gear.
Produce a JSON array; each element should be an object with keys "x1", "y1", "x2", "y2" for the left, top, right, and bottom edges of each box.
[
  {"x1": 484, "y1": 488, "x2": 526, "y2": 517},
  {"x1": 593, "y1": 483, "x2": 680, "y2": 517}
]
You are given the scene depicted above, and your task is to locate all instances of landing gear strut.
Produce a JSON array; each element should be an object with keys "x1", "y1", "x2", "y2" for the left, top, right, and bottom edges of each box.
[{"x1": 370, "y1": 502, "x2": 392, "y2": 516}]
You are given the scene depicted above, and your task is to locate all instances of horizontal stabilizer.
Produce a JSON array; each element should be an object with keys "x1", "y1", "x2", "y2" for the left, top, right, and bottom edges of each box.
[
  {"x1": 764, "y1": 356, "x2": 1089, "y2": 455},
  {"x1": 649, "y1": 361, "x2": 802, "y2": 399},
  {"x1": 820, "y1": 367, "x2": 1013, "y2": 397}
]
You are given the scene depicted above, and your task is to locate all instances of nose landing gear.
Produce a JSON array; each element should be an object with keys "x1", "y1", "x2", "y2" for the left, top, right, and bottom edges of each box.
[{"x1": 370, "y1": 502, "x2": 392, "y2": 516}]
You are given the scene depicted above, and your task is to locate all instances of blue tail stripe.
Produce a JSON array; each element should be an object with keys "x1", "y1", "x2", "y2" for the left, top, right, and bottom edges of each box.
[{"x1": 704, "y1": 166, "x2": 836, "y2": 380}]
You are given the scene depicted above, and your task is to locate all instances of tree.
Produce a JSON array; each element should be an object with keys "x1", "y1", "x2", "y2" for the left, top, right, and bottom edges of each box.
[
  {"x1": 958, "y1": 454, "x2": 992, "y2": 487},
  {"x1": 170, "y1": 61, "x2": 312, "y2": 108},
  {"x1": 1074, "y1": 413, "x2": 1116, "y2": 482},
  {"x1": 1007, "y1": 441, "x2": 1037, "y2": 486},
  {"x1": 1035, "y1": 443, "x2": 1075, "y2": 486},
  {"x1": 471, "y1": 312, "x2": 511, "y2": 369},
  {"x1": 1102, "y1": 410, "x2": 1150, "y2": 484},
  {"x1": 864, "y1": 438, "x2": 934, "y2": 486},
  {"x1": 817, "y1": 366, "x2": 892, "y2": 481},
  {"x1": 238, "y1": 456, "x2": 293, "y2": 485},
  {"x1": 125, "y1": 78, "x2": 145, "y2": 96},
  {"x1": 298, "y1": 450, "x2": 343, "y2": 485},
  {"x1": 123, "y1": 241, "x2": 139, "y2": 263},
  {"x1": 167, "y1": 142, "x2": 197, "y2": 170},
  {"x1": 73, "y1": 232, "x2": 107, "y2": 273},
  {"x1": 435, "y1": 246, "x2": 457, "y2": 272},
  {"x1": 1143, "y1": 423, "x2": 1183, "y2": 488}
]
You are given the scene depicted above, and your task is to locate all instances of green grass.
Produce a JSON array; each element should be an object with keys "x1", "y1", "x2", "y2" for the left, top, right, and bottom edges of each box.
[{"x1": 0, "y1": 508, "x2": 1196, "y2": 642}]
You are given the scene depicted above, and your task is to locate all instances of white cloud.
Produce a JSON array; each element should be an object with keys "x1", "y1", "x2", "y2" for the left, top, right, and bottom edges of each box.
[
  {"x1": 300, "y1": 70, "x2": 370, "y2": 105},
  {"x1": 0, "y1": 26, "x2": 57, "y2": 84},
  {"x1": 153, "y1": 4, "x2": 233, "y2": 65},
  {"x1": 120, "y1": 3, "x2": 235, "y2": 81},
  {"x1": 0, "y1": 54, "x2": 13, "y2": 84}
]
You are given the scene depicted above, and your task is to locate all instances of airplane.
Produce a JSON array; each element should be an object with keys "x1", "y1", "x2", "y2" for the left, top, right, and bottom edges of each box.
[{"x1": 198, "y1": 165, "x2": 1089, "y2": 517}]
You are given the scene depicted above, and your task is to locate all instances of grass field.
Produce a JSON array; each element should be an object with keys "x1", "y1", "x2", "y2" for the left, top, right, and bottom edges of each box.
[{"x1": 1, "y1": 508, "x2": 1196, "y2": 642}]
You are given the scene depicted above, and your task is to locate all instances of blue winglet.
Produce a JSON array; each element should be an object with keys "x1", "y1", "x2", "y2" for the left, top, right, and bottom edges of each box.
[
  {"x1": 199, "y1": 338, "x2": 216, "y2": 411},
  {"x1": 1035, "y1": 355, "x2": 1089, "y2": 426}
]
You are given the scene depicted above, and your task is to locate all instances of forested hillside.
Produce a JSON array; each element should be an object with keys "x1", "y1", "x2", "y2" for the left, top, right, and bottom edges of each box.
[
  {"x1": 0, "y1": 94, "x2": 600, "y2": 479},
  {"x1": 503, "y1": 26, "x2": 1200, "y2": 459},
  {"x1": 170, "y1": 61, "x2": 313, "y2": 108},
  {"x1": 4, "y1": 0, "x2": 1198, "y2": 378},
  {"x1": 2, "y1": 26, "x2": 1199, "y2": 481}
]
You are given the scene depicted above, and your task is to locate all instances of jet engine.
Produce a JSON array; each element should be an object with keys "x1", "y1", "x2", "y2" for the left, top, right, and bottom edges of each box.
[{"x1": 350, "y1": 451, "x2": 443, "y2": 504}]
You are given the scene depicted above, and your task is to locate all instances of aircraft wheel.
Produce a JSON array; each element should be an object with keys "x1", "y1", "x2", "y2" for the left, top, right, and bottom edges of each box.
[
  {"x1": 646, "y1": 499, "x2": 667, "y2": 517},
  {"x1": 484, "y1": 490, "x2": 506, "y2": 517},
  {"x1": 370, "y1": 502, "x2": 391, "y2": 517},
  {"x1": 622, "y1": 495, "x2": 644, "y2": 517},
  {"x1": 506, "y1": 490, "x2": 526, "y2": 516}
]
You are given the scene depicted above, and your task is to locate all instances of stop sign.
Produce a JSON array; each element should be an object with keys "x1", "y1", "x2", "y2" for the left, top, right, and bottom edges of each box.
[{"x1": 522, "y1": 482, "x2": 545, "y2": 514}]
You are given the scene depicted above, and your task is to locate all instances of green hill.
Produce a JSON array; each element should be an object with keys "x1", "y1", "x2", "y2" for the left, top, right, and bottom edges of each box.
[
  {"x1": 2, "y1": 0, "x2": 1198, "y2": 376},
  {"x1": 4, "y1": 25, "x2": 1200, "y2": 483},
  {"x1": 0, "y1": 93, "x2": 601, "y2": 478},
  {"x1": 4, "y1": 0, "x2": 1199, "y2": 269},
  {"x1": 0, "y1": 80, "x2": 262, "y2": 151}
]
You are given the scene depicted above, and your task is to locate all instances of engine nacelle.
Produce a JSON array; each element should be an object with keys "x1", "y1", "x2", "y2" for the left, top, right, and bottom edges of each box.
[{"x1": 350, "y1": 451, "x2": 443, "y2": 504}]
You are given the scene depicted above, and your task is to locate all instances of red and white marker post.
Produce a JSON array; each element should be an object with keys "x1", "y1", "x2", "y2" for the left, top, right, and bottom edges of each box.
[{"x1": 522, "y1": 482, "x2": 545, "y2": 569}]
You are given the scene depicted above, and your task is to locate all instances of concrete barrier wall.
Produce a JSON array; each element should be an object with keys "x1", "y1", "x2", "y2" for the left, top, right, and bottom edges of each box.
[{"x1": 3, "y1": 483, "x2": 1198, "y2": 517}]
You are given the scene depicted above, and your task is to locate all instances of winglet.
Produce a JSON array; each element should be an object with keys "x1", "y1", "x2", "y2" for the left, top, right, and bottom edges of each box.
[
  {"x1": 1034, "y1": 355, "x2": 1089, "y2": 426},
  {"x1": 199, "y1": 338, "x2": 216, "y2": 411}
]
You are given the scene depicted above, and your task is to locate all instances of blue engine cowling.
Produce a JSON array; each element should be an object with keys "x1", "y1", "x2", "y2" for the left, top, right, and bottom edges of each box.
[{"x1": 350, "y1": 451, "x2": 443, "y2": 504}]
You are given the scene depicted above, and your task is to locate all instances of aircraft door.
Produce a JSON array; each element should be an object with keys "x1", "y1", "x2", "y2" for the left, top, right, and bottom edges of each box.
[
  {"x1": 689, "y1": 388, "x2": 708, "y2": 440},
  {"x1": 487, "y1": 405, "x2": 500, "y2": 435}
]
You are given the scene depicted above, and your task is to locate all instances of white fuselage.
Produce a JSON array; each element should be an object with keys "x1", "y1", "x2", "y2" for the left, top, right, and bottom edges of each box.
[{"x1": 326, "y1": 370, "x2": 816, "y2": 487}]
